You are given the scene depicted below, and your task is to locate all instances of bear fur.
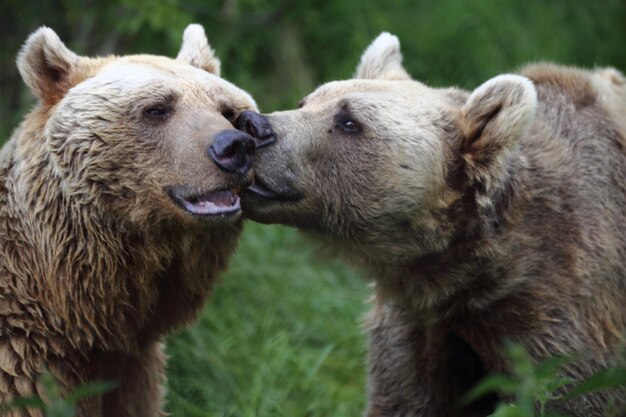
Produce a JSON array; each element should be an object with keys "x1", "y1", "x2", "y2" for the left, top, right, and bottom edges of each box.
[
  {"x1": 0, "y1": 25, "x2": 257, "y2": 416},
  {"x1": 241, "y1": 33, "x2": 626, "y2": 416}
]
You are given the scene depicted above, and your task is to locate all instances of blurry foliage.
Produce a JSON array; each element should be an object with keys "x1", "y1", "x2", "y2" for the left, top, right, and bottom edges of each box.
[
  {"x1": 0, "y1": 371, "x2": 115, "y2": 417},
  {"x1": 1, "y1": 0, "x2": 626, "y2": 140},
  {"x1": 463, "y1": 342, "x2": 626, "y2": 417}
]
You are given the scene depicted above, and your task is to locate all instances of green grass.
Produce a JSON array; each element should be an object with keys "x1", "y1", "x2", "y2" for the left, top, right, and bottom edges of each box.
[
  {"x1": 164, "y1": 223, "x2": 626, "y2": 417},
  {"x1": 165, "y1": 222, "x2": 370, "y2": 417}
]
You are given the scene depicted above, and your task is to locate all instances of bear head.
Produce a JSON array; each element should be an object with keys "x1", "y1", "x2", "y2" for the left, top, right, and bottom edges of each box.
[
  {"x1": 241, "y1": 32, "x2": 537, "y2": 262},
  {"x1": 16, "y1": 24, "x2": 258, "y2": 229}
]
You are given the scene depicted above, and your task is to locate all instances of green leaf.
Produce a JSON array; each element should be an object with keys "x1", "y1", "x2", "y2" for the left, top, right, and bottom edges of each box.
[
  {"x1": 535, "y1": 355, "x2": 574, "y2": 380},
  {"x1": 461, "y1": 375, "x2": 518, "y2": 405},
  {"x1": 65, "y1": 380, "x2": 118, "y2": 403},
  {"x1": 490, "y1": 404, "x2": 528, "y2": 417},
  {"x1": 544, "y1": 376, "x2": 574, "y2": 394},
  {"x1": 566, "y1": 368, "x2": 626, "y2": 398},
  {"x1": 499, "y1": 341, "x2": 535, "y2": 378},
  {"x1": 1, "y1": 395, "x2": 46, "y2": 410},
  {"x1": 44, "y1": 400, "x2": 76, "y2": 417},
  {"x1": 41, "y1": 371, "x2": 62, "y2": 400}
]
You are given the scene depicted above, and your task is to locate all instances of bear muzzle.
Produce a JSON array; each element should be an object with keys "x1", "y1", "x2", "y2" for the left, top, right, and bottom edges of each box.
[
  {"x1": 209, "y1": 130, "x2": 256, "y2": 176},
  {"x1": 236, "y1": 110, "x2": 276, "y2": 148},
  {"x1": 168, "y1": 185, "x2": 243, "y2": 218}
]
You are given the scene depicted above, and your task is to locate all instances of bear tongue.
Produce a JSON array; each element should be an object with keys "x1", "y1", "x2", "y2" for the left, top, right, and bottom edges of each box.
[
  {"x1": 204, "y1": 190, "x2": 237, "y2": 207},
  {"x1": 184, "y1": 191, "x2": 240, "y2": 215}
]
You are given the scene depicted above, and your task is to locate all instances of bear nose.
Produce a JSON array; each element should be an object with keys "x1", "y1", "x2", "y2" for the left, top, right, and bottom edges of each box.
[
  {"x1": 235, "y1": 110, "x2": 276, "y2": 148},
  {"x1": 209, "y1": 130, "x2": 256, "y2": 175}
]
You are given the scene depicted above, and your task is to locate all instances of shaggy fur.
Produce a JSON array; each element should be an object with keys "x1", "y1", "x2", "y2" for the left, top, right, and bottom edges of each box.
[
  {"x1": 241, "y1": 33, "x2": 626, "y2": 416},
  {"x1": 0, "y1": 25, "x2": 256, "y2": 416}
]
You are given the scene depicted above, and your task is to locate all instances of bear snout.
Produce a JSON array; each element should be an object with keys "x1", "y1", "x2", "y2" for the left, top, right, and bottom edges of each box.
[
  {"x1": 236, "y1": 110, "x2": 276, "y2": 148},
  {"x1": 209, "y1": 130, "x2": 256, "y2": 175}
]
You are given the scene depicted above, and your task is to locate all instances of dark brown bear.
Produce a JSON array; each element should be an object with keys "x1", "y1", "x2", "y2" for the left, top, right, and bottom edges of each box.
[{"x1": 240, "y1": 32, "x2": 626, "y2": 416}]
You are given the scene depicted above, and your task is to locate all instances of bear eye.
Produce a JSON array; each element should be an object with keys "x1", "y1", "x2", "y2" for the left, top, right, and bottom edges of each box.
[
  {"x1": 342, "y1": 120, "x2": 358, "y2": 130},
  {"x1": 334, "y1": 114, "x2": 362, "y2": 135},
  {"x1": 144, "y1": 105, "x2": 172, "y2": 121},
  {"x1": 221, "y1": 108, "x2": 236, "y2": 124}
]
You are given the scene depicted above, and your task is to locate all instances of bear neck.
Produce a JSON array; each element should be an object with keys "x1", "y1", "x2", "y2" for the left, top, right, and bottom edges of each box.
[
  {"x1": 0, "y1": 113, "x2": 238, "y2": 354},
  {"x1": 362, "y1": 149, "x2": 533, "y2": 321}
]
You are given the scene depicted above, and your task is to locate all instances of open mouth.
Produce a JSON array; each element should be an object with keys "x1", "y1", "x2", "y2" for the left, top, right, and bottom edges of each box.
[{"x1": 169, "y1": 187, "x2": 242, "y2": 217}]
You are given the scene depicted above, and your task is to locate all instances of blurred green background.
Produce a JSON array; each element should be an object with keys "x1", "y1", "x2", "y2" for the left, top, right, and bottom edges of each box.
[{"x1": 1, "y1": 1, "x2": 625, "y2": 416}]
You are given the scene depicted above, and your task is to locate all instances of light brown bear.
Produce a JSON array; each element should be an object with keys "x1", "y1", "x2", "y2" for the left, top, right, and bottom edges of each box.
[
  {"x1": 0, "y1": 24, "x2": 260, "y2": 416},
  {"x1": 239, "y1": 33, "x2": 626, "y2": 416}
]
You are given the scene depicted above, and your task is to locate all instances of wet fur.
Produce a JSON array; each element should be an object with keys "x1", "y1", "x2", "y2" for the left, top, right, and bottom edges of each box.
[
  {"x1": 0, "y1": 25, "x2": 255, "y2": 417},
  {"x1": 244, "y1": 34, "x2": 626, "y2": 416}
]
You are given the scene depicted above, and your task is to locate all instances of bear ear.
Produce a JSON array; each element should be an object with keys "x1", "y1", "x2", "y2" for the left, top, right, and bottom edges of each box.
[
  {"x1": 459, "y1": 75, "x2": 537, "y2": 172},
  {"x1": 355, "y1": 32, "x2": 411, "y2": 81},
  {"x1": 176, "y1": 24, "x2": 221, "y2": 76},
  {"x1": 17, "y1": 27, "x2": 80, "y2": 104}
]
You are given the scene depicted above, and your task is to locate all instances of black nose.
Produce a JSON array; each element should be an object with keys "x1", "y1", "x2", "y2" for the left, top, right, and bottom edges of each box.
[
  {"x1": 235, "y1": 110, "x2": 276, "y2": 148},
  {"x1": 209, "y1": 130, "x2": 256, "y2": 175}
]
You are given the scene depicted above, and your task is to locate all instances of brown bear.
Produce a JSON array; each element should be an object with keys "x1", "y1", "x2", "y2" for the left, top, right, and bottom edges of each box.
[
  {"x1": 239, "y1": 32, "x2": 626, "y2": 416},
  {"x1": 0, "y1": 24, "x2": 260, "y2": 416}
]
